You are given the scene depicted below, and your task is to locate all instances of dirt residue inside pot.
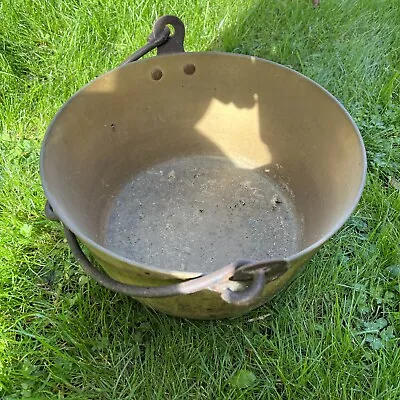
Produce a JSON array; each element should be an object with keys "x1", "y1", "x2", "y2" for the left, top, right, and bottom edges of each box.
[{"x1": 104, "y1": 155, "x2": 303, "y2": 273}]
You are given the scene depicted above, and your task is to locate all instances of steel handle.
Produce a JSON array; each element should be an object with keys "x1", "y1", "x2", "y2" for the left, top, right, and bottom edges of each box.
[
  {"x1": 64, "y1": 225, "x2": 266, "y2": 304},
  {"x1": 45, "y1": 201, "x2": 288, "y2": 306},
  {"x1": 120, "y1": 15, "x2": 185, "y2": 66}
]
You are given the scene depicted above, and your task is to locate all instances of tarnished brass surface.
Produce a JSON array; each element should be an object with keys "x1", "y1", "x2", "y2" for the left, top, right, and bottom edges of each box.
[{"x1": 41, "y1": 52, "x2": 366, "y2": 318}]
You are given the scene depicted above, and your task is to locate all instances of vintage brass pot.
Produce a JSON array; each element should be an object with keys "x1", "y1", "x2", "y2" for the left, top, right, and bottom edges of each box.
[{"x1": 40, "y1": 16, "x2": 366, "y2": 319}]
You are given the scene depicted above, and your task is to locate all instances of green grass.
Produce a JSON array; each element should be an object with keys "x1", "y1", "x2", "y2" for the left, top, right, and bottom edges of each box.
[{"x1": 1, "y1": 0, "x2": 400, "y2": 398}]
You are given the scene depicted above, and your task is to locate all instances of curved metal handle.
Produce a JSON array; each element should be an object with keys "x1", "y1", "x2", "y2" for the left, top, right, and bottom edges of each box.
[
  {"x1": 152, "y1": 15, "x2": 185, "y2": 55},
  {"x1": 121, "y1": 15, "x2": 185, "y2": 66},
  {"x1": 45, "y1": 200, "x2": 288, "y2": 305},
  {"x1": 63, "y1": 225, "x2": 266, "y2": 304},
  {"x1": 45, "y1": 201, "x2": 59, "y2": 221}
]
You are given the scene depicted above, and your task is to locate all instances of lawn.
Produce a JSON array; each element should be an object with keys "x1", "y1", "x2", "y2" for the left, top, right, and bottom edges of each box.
[{"x1": 1, "y1": 0, "x2": 400, "y2": 398}]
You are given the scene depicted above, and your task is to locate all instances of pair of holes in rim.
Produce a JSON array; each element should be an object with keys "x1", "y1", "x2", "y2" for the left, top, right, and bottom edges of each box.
[{"x1": 151, "y1": 64, "x2": 196, "y2": 81}]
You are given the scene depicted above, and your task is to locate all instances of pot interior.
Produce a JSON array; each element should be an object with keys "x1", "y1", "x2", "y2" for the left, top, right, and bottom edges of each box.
[
  {"x1": 104, "y1": 154, "x2": 303, "y2": 273},
  {"x1": 41, "y1": 52, "x2": 365, "y2": 272}
]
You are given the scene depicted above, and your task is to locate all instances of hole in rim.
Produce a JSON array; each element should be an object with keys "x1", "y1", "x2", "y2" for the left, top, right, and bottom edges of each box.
[
  {"x1": 166, "y1": 24, "x2": 175, "y2": 37},
  {"x1": 183, "y1": 64, "x2": 196, "y2": 75},
  {"x1": 151, "y1": 68, "x2": 163, "y2": 81}
]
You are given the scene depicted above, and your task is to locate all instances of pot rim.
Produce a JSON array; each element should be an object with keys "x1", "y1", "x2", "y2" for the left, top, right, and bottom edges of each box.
[{"x1": 40, "y1": 51, "x2": 367, "y2": 278}]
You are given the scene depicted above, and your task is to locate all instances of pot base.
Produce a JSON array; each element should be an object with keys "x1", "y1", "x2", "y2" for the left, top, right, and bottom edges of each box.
[{"x1": 103, "y1": 155, "x2": 303, "y2": 273}]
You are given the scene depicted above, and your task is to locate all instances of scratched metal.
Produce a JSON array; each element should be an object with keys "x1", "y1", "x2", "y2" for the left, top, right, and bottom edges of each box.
[{"x1": 104, "y1": 155, "x2": 303, "y2": 273}]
